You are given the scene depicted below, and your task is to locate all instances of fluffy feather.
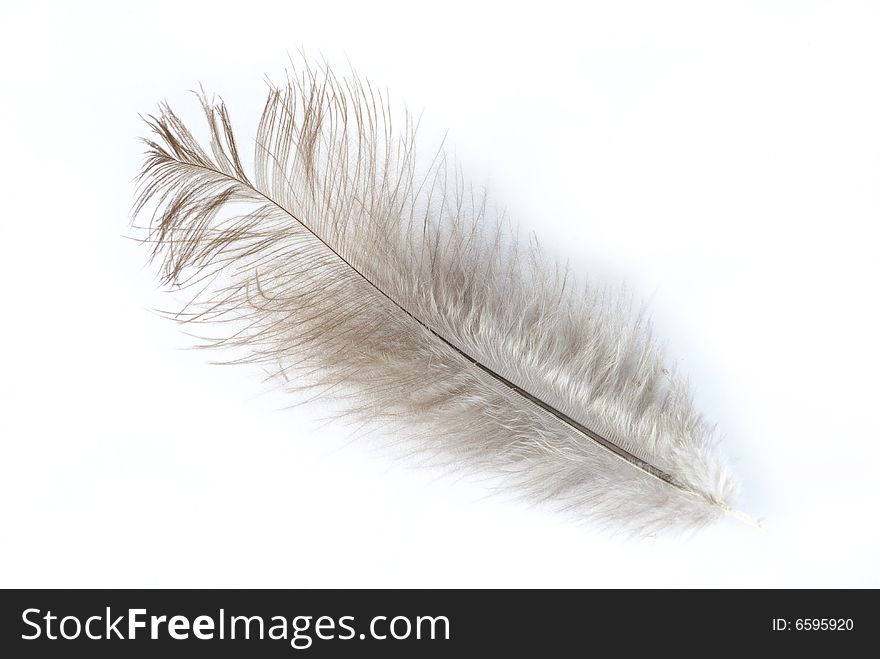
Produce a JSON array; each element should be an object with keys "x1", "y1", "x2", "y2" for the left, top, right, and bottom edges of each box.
[{"x1": 134, "y1": 62, "x2": 738, "y2": 533}]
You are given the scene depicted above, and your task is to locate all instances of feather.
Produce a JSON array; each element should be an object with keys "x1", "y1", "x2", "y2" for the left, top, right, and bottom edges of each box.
[{"x1": 133, "y1": 61, "x2": 743, "y2": 533}]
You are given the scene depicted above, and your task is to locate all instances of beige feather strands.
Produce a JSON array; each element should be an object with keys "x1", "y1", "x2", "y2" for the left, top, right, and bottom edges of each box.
[{"x1": 134, "y1": 61, "x2": 742, "y2": 533}]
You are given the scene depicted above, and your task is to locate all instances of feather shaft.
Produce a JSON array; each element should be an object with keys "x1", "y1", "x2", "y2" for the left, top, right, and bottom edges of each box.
[{"x1": 173, "y1": 154, "x2": 681, "y2": 488}]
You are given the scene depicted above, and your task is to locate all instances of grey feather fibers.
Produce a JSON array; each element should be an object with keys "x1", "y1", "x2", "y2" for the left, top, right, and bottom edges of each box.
[{"x1": 134, "y1": 62, "x2": 739, "y2": 533}]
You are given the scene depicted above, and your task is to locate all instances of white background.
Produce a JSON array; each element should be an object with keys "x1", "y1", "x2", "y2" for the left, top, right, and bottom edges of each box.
[{"x1": 1, "y1": 0, "x2": 878, "y2": 587}]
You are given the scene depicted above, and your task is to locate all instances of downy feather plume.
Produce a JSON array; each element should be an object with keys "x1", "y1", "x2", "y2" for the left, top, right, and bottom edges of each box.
[{"x1": 134, "y1": 61, "x2": 742, "y2": 533}]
